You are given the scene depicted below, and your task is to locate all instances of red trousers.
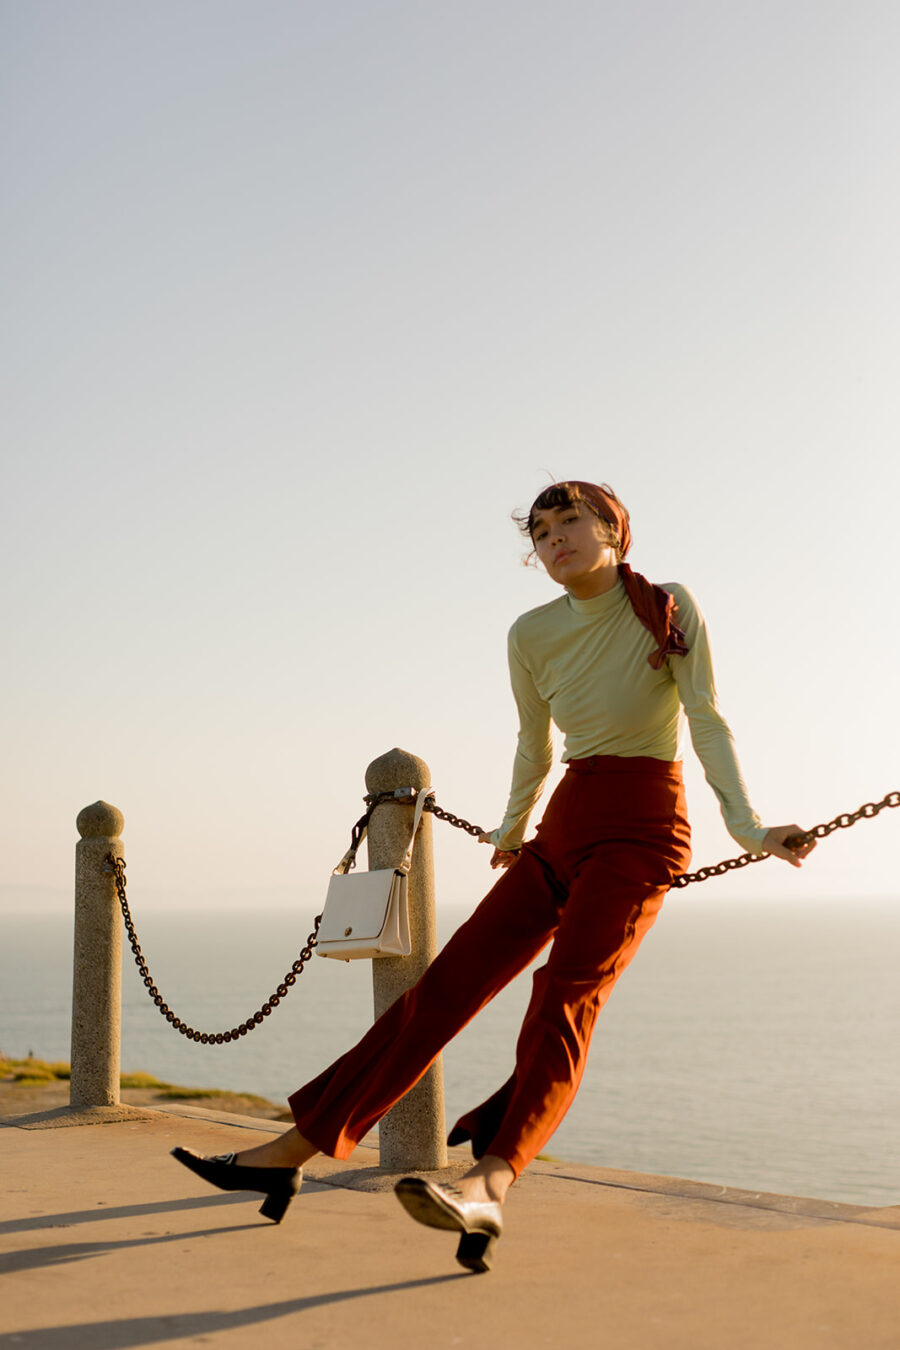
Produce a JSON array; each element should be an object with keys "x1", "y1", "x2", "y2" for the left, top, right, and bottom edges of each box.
[{"x1": 289, "y1": 755, "x2": 691, "y2": 1178}]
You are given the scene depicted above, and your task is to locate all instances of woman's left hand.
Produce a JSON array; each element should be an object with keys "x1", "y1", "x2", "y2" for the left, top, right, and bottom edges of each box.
[
  {"x1": 478, "y1": 831, "x2": 520, "y2": 869},
  {"x1": 762, "y1": 824, "x2": 817, "y2": 868}
]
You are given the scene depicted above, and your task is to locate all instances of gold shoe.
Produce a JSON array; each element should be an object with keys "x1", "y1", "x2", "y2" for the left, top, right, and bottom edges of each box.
[{"x1": 394, "y1": 1176, "x2": 501, "y2": 1272}]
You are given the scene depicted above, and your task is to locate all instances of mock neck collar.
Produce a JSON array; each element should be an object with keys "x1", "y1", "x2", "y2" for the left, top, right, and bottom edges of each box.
[{"x1": 565, "y1": 576, "x2": 625, "y2": 615}]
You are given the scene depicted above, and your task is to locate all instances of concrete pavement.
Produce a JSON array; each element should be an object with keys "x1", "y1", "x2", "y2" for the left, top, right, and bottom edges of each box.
[{"x1": 2, "y1": 1104, "x2": 898, "y2": 1350}]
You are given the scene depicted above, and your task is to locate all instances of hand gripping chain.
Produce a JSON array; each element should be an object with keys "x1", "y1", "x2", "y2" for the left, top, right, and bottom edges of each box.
[
  {"x1": 106, "y1": 788, "x2": 898, "y2": 1040},
  {"x1": 670, "y1": 788, "x2": 900, "y2": 888}
]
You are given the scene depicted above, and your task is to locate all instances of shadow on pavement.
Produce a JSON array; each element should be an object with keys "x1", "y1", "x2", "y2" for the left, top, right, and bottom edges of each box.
[
  {"x1": 0, "y1": 1277, "x2": 465, "y2": 1348},
  {"x1": 0, "y1": 1192, "x2": 251, "y2": 1236},
  {"x1": 0, "y1": 1223, "x2": 266, "y2": 1275}
]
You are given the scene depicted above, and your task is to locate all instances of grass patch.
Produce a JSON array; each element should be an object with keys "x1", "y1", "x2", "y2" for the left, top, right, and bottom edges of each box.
[
  {"x1": 0, "y1": 1057, "x2": 71, "y2": 1084},
  {"x1": 1, "y1": 1056, "x2": 276, "y2": 1109},
  {"x1": 154, "y1": 1086, "x2": 275, "y2": 1107},
  {"x1": 118, "y1": 1071, "x2": 166, "y2": 1090},
  {"x1": 119, "y1": 1074, "x2": 272, "y2": 1104}
]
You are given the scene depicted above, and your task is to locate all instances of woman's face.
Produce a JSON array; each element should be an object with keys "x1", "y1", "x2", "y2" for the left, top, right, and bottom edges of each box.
[{"x1": 531, "y1": 502, "x2": 618, "y2": 591}]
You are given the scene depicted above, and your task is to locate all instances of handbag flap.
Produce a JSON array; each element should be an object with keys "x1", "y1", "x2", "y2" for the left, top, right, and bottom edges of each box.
[{"x1": 317, "y1": 869, "x2": 399, "y2": 946}]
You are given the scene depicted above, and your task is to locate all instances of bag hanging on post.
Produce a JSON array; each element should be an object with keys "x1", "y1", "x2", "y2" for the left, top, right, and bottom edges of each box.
[{"x1": 316, "y1": 787, "x2": 430, "y2": 961}]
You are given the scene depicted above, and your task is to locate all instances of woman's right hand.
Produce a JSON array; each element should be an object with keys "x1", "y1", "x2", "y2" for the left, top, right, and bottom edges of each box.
[{"x1": 478, "y1": 832, "x2": 521, "y2": 870}]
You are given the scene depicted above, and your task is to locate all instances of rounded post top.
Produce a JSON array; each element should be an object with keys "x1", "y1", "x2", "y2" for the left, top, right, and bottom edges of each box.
[
  {"x1": 365, "y1": 748, "x2": 431, "y2": 793},
  {"x1": 77, "y1": 801, "x2": 124, "y2": 839}
]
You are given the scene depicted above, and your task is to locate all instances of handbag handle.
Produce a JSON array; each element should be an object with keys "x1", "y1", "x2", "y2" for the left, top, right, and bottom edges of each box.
[{"x1": 333, "y1": 788, "x2": 431, "y2": 876}]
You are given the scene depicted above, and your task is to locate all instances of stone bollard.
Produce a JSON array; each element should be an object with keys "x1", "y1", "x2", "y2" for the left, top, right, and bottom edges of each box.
[
  {"x1": 70, "y1": 801, "x2": 124, "y2": 1107},
  {"x1": 365, "y1": 748, "x2": 447, "y2": 1171}
]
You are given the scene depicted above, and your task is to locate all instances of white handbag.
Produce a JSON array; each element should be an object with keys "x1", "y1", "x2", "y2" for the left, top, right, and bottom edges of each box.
[{"x1": 316, "y1": 788, "x2": 430, "y2": 961}]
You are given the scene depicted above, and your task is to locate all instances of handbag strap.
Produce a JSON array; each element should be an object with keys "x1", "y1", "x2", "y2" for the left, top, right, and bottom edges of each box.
[{"x1": 333, "y1": 788, "x2": 432, "y2": 876}]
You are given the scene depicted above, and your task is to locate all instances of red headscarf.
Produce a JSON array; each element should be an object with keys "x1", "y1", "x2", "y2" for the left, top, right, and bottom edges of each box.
[{"x1": 545, "y1": 481, "x2": 689, "y2": 670}]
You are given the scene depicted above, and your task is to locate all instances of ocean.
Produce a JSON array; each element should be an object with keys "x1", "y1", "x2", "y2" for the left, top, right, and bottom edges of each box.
[{"x1": 1, "y1": 896, "x2": 898, "y2": 1208}]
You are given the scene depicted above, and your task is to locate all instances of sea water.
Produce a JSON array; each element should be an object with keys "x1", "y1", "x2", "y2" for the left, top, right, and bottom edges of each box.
[{"x1": 1, "y1": 897, "x2": 898, "y2": 1208}]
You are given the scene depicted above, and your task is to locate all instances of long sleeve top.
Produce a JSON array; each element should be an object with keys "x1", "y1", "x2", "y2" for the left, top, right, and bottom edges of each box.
[{"x1": 489, "y1": 578, "x2": 767, "y2": 855}]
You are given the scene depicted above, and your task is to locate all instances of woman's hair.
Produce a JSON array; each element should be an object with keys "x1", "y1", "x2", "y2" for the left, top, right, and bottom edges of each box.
[{"x1": 513, "y1": 481, "x2": 630, "y2": 564}]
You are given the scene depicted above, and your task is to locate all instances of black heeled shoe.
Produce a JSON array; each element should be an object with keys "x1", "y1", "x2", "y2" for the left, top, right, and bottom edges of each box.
[
  {"x1": 455, "y1": 1230, "x2": 497, "y2": 1273},
  {"x1": 171, "y1": 1147, "x2": 301, "y2": 1223},
  {"x1": 394, "y1": 1177, "x2": 502, "y2": 1273}
]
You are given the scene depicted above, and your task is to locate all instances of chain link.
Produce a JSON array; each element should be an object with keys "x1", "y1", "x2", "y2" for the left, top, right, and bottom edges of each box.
[
  {"x1": 105, "y1": 853, "x2": 322, "y2": 1043},
  {"x1": 106, "y1": 787, "x2": 898, "y2": 1039},
  {"x1": 424, "y1": 797, "x2": 484, "y2": 838}
]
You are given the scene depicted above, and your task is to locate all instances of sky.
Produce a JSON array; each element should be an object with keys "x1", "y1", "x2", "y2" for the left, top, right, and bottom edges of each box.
[{"x1": 2, "y1": 0, "x2": 898, "y2": 918}]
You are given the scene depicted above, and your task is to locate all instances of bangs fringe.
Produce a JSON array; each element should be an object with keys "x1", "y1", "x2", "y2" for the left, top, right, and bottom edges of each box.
[{"x1": 512, "y1": 483, "x2": 581, "y2": 538}]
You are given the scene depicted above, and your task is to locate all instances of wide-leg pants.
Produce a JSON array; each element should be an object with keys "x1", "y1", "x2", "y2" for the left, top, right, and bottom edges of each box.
[{"x1": 289, "y1": 755, "x2": 692, "y2": 1178}]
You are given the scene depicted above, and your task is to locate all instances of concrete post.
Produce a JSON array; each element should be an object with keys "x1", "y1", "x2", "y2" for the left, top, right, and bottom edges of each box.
[
  {"x1": 70, "y1": 801, "x2": 124, "y2": 1108},
  {"x1": 365, "y1": 748, "x2": 447, "y2": 1171}
]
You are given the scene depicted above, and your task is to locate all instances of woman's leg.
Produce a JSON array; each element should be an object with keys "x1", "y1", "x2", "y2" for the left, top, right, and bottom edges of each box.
[
  {"x1": 438, "y1": 863, "x2": 668, "y2": 1207},
  {"x1": 475, "y1": 860, "x2": 670, "y2": 1178},
  {"x1": 238, "y1": 846, "x2": 566, "y2": 1170},
  {"x1": 451, "y1": 759, "x2": 691, "y2": 1184}
]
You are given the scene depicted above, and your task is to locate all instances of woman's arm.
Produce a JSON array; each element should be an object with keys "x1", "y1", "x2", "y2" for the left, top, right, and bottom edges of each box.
[
  {"x1": 668, "y1": 584, "x2": 808, "y2": 861},
  {"x1": 484, "y1": 624, "x2": 554, "y2": 855}
]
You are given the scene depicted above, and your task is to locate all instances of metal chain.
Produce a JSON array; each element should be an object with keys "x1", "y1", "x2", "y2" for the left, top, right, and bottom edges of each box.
[
  {"x1": 418, "y1": 788, "x2": 900, "y2": 889},
  {"x1": 361, "y1": 788, "x2": 485, "y2": 840},
  {"x1": 670, "y1": 789, "x2": 900, "y2": 888},
  {"x1": 104, "y1": 854, "x2": 322, "y2": 1043},
  {"x1": 424, "y1": 797, "x2": 484, "y2": 838},
  {"x1": 105, "y1": 791, "x2": 395, "y2": 1040},
  {"x1": 106, "y1": 787, "x2": 898, "y2": 1040}
]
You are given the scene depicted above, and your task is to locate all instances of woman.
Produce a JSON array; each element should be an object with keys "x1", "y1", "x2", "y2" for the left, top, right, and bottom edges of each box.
[{"x1": 173, "y1": 480, "x2": 813, "y2": 1272}]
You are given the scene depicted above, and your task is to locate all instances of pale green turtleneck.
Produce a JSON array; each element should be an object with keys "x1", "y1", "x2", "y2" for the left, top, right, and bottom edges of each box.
[{"x1": 489, "y1": 578, "x2": 768, "y2": 855}]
